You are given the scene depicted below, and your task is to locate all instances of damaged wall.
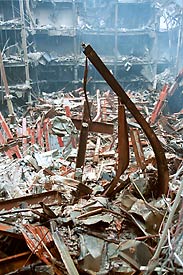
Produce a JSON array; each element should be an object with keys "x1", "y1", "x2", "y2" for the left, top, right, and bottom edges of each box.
[
  {"x1": 32, "y1": 2, "x2": 74, "y2": 28},
  {"x1": 0, "y1": 0, "x2": 182, "y2": 107}
]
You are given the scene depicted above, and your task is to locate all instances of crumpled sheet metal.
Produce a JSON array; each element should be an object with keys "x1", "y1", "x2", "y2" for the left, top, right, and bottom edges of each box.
[
  {"x1": 51, "y1": 115, "x2": 77, "y2": 137},
  {"x1": 78, "y1": 235, "x2": 152, "y2": 274}
]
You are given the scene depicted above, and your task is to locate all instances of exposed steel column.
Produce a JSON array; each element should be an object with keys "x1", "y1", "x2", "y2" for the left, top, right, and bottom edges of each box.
[
  {"x1": 76, "y1": 101, "x2": 91, "y2": 169},
  {"x1": 83, "y1": 44, "x2": 169, "y2": 197},
  {"x1": 104, "y1": 103, "x2": 129, "y2": 196},
  {"x1": 0, "y1": 50, "x2": 15, "y2": 120},
  {"x1": 19, "y1": 0, "x2": 31, "y2": 103},
  {"x1": 130, "y1": 128, "x2": 146, "y2": 171}
]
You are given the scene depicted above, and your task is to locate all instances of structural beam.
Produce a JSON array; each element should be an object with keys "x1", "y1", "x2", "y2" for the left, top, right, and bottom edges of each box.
[{"x1": 83, "y1": 44, "x2": 169, "y2": 198}]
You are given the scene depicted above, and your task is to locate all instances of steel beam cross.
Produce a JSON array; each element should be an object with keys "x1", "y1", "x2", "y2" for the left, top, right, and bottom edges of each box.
[{"x1": 74, "y1": 101, "x2": 114, "y2": 170}]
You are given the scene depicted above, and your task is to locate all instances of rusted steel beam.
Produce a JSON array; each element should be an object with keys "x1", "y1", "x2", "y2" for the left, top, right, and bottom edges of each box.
[
  {"x1": 130, "y1": 128, "x2": 146, "y2": 171},
  {"x1": 22, "y1": 117, "x2": 27, "y2": 154},
  {"x1": 0, "y1": 112, "x2": 22, "y2": 158},
  {"x1": 37, "y1": 122, "x2": 44, "y2": 148},
  {"x1": 150, "y1": 84, "x2": 169, "y2": 125},
  {"x1": 149, "y1": 69, "x2": 183, "y2": 124},
  {"x1": 104, "y1": 104, "x2": 129, "y2": 196},
  {"x1": 0, "y1": 129, "x2": 12, "y2": 158},
  {"x1": 0, "y1": 111, "x2": 17, "y2": 139},
  {"x1": 93, "y1": 136, "x2": 101, "y2": 163},
  {"x1": 168, "y1": 68, "x2": 183, "y2": 97},
  {"x1": 72, "y1": 119, "x2": 114, "y2": 134},
  {"x1": 151, "y1": 68, "x2": 183, "y2": 123},
  {"x1": 64, "y1": 105, "x2": 71, "y2": 117},
  {"x1": 0, "y1": 251, "x2": 37, "y2": 275},
  {"x1": 0, "y1": 190, "x2": 62, "y2": 211},
  {"x1": 83, "y1": 44, "x2": 169, "y2": 197},
  {"x1": 28, "y1": 127, "x2": 35, "y2": 146},
  {"x1": 43, "y1": 118, "x2": 50, "y2": 151},
  {"x1": 117, "y1": 104, "x2": 129, "y2": 176},
  {"x1": 76, "y1": 101, "x2": 91, "y2": 169},
  {"x1": 22, "y1": 224, "x2": 63, "y2": 275},
  {"x1": 0, "y1": 222, "x2": 23, "y2": 239},
  {"x1": 57, "y1": 136, "x2": 64, "y2": 147}
]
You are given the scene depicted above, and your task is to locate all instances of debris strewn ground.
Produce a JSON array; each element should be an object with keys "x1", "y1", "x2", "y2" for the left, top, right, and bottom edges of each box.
[{"x1": 0, "y1": 69, "x2": 182, "y2": 274}]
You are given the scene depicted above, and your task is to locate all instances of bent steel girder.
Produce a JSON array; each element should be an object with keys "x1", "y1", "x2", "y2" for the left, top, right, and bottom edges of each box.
[{"x1": 82, "y1": 44, "x2": 169, "y2": 198}]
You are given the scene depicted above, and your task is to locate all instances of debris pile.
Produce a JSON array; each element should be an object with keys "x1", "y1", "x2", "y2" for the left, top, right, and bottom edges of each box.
[{"x1": 0, "y1": 52, "x2": 183, "y2": 275}]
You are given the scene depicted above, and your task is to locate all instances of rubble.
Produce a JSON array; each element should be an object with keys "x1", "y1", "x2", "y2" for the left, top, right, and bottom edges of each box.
[
  {"x1": 0, "y1": 0, "x2": 182, "y2": 274},
  {"x1": 0, "y1": 49, "x2": 183, "y2": 274}
]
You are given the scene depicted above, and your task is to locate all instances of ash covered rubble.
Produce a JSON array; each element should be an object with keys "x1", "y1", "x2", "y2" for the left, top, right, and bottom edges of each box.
[
  {"x1": 0, "y1": 0, "x2": 183, "y2": 273},
  {"x1": 0, "y1": 66, "x2": 182, "y2": 275}
]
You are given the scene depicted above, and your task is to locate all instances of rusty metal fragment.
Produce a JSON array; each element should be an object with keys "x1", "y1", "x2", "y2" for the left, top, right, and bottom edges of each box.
[
  {"x1": 76, "y1": 101, "x2": 91, "y2": 169},
  {"x1": 150, "y1": 84, "x2": 169, "y2": 125},
  {"x1": 72, "y1": 118, "x2": 113, "y2": 135},
  {"x1": 0, "y1": 190, "x2": 62, "y2": 211},
  {"x1": 21, "y1": 224, "x2": 63, "y2": 275},
  {"x1": 0, "y1": 222, "x2": 23, "y2": 239}
]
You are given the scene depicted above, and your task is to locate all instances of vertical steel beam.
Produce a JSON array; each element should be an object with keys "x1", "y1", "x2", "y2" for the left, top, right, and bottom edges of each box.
[
  {"x1": 19, "y1": 0, "x2": 31, "y2": 103},
  {"x1": 150, "y1": 84, "x2": 169, "y2": 125},
  {"x1": 43, "y1": 119, "x2": 50, "y2": 151},
  {"x1": 104, "y1": 103, "x2": 129, "y2": 196},
  {"x1": 22, "y1": 117, "x2": 27, "y2": 154},
  {"x1": 117, "y1": 103, "x2": 129, "y2": 177},
  {"x1": 76, "y1": 101, "x2": 91, "y2": 169},
  {"x1": 130, "y1": 128, "x2": 146, "y2": 171},
  {"x1": 0, "y1": 50, "x2": 15, "y2": 120},
  {"x1": 37, "y1": 122, "x2": 44, "y2": 148}
]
